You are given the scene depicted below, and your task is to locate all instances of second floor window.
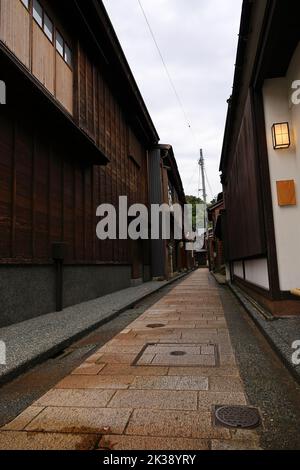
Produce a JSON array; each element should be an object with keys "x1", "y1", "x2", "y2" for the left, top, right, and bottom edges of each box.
[
  {"x1": 33, "y1": 0, "x2": 42, "y2": 28},
  {"x1": 21, "y1": 0, "x2": 73, "y2": 67},
  {"x1": 56, "y1": 31, "x2": 72, "y2": 67},
  {"x1": 44, "y1": 14, "x2": 53, "y2": 42},
  {"x1": 56, "y1": 31, "x2": 64, "y2": 57},
  {"x1": 64, "y1": 44, "x2": 72, "y2": 67}
]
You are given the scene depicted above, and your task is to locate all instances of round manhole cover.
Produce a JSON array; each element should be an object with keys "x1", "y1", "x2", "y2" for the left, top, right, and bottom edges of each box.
[
  {"x1": 215, "y1": 406, "x2": 260, "y2": 429},
  {"x1": 170, "y1": 351, "x2": 187, "y2": 356},
  {"x1": 146, "y1": 324, "x2": 165, "y2": 329}
]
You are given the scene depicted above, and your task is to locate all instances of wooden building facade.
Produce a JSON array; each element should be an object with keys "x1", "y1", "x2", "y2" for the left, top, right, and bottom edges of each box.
[
  {"x1": 220, "y1": 0, "x2": 300, "y2": 316},
  {"x1": 0, "y1": 0, "x2": 159, "y2": 327},
  {"x1": 148, "y1": 144, "x2": 191, "y2": 281},
  {"x1": 207, "y1": 195, "x2": 224, "y2": 273}
]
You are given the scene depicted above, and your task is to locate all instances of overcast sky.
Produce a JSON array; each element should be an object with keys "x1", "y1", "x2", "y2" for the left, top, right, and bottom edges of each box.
[{"x1": 103, "y1": 0, "x2": 243, "y2": 200}]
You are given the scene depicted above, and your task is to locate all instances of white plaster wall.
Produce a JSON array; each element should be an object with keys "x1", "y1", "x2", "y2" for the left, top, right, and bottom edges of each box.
[
  {"x1": 233, "y1": 261, "x2": 244, "y2": 279},
  {"x1": 263, "y1": 42, "x2": 300, "y2": 291},
  {"x1": 244, "y1": 258, "x2": 270, "y2": 290}
]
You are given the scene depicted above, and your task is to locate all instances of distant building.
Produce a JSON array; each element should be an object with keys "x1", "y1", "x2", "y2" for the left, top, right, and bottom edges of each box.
[
  {"x1": 148, "y1": 144, "x2": 190, "y2": 280},
  {"x1": 207, "y1": 194, "x2": 224, "y2": 273},
  {"x1": 220, "y1": 0, "x2": 300, "y2": 316}
]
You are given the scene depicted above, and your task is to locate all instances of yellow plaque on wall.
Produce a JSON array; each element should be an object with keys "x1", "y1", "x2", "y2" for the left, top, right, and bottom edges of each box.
[{"x1": 276, "y1": 180, "x2": 297, "y2": 206}]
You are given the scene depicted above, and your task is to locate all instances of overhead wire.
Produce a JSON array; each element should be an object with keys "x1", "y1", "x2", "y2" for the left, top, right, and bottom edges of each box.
[
  {"x1": 137, "y1": 0, "x2": 216, "y2": 199},
  {"x1": 137, "y1": 0, "x2": 193, "y2": 132}
]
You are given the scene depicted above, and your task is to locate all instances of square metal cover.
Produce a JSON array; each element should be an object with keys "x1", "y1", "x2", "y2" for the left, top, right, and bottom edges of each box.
[{"x1": 133, "y1": 343, "x2": 218, "y2": 367}]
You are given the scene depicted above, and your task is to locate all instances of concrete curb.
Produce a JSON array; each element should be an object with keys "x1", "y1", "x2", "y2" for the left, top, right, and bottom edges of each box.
[
  {"x1": 0, "y1": 271, "x2": 192, "y2": 386},
  {"x1": 227, "y1": 282, "x2": 300, "y2": 385}
]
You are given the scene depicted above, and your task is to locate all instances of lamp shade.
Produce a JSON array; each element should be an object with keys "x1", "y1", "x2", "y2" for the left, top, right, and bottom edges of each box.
[{"x1": 272, "y1": 122, "x2": 290, "y2": 149}]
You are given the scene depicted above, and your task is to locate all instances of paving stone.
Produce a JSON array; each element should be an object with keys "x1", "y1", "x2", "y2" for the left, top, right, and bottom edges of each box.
[
  {"x1": 95, "y1": 353, "x2": 142, "y2": 365},
  {"x1": 85, "y1": 353, "x2": 104, "y2": 364},
  {"x1": 100, "y1": 365, "x2": 169, "y2": 376},
  {"x1": 218, "y1": 344, "x2": 235, "y2": 355},
  {"x1": 181, "y1": 331, "x2": 219, "y2": 342},
  {"x1": 146, "y1": 345, "x2": 202, "y2": 355},
  {"x1": 125, "y1": 410, "x2": 231, "y2": 439},
  {"x1": 229, "y1": 429, "x2": 261, "y2": 442},
  {"x1": 211, "y1": 440, "x2": 261, "y2": 450},
  {"x1": 164, "y1": 322, "x2": 196, "y2": 328},
  {"x1": 209, "y1": 376, "x2": 244, "y2": 393},
  {"x1": 35, "y1": 389, "x2": 116, "y2": 408},
  {"x1": 26, "y1": 407, "x2": 132, "y2": 434},
  {"x1": 193, "y1": 322, "x2": 219, "y2": 329},
  {"x1": 104, "y1": 339, "x2": 149, "y2": 347},
  {"x1": 150, "y1": 354, "x2": 216, "y2": 367},
  {"x1": 168, "y1": 366, "x2": 240, "y2": 377},
  {"x1": 71, "y1": 363, "x2": 105, "y2": 375},
  {"x1": 130, "y1": 376, "x2": 208, "y2": 391},
  {"x1": 198, "y1": 391, "x2": 247, "y2": 410},
  {"x1": 98, "y1": 345, "x2": 144, "y2": 354},
  {"x1": 98, "y1": 435, "x2": 210, "y2": 450},
  {"x1": 201, "y1": 345, "x2": 216, "y2": 355},
  {"x1": 1, "y1": 407, "x2": 45, "y2": 431},
  {"x1": 219, "y1": 354, "x2": 237, "y2": 366},
  {"x1": 108, "y1": 390, "x2": 198, "y2": 410},
  {"x1": 0, "y1": 431, "x2": 100, "y2": 450},
  {"x1": 205, "y1": 322, "x2": 227, "y2": 329},
  {"x1": 55, "y1": 375, "x2": 134, "y2": 390}
]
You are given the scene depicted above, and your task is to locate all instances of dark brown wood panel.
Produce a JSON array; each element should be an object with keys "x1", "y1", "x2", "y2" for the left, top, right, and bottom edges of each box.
[
  {"x1": 0, "y1": 113, "x2": 13, "y2": 258},
  {"x1": 1, "y1": 23, "x2": 150, "y2": 268},
  {"x1": 225, "y1": 93, "x2": 265, "y2": 261}
]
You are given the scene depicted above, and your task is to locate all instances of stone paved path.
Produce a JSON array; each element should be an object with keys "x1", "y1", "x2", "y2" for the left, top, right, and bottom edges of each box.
[{"x1": 0, "y1": 270, "x2": 260, "y2": 450}]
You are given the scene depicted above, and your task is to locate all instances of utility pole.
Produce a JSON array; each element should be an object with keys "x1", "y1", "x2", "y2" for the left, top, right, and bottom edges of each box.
[{"x1": 199, "y1": 149, "x2": 207, "y2": 232}]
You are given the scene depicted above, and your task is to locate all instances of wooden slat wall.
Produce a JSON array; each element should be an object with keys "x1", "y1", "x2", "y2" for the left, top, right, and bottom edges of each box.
[
  {"x1": 0, "y1": 24, "x2": 149, "y2": 267},
  {"x1": 0, "y1": 0, "x2": 30, "y2": 69},
  {"x1": 32, "y1": 22, "x2": 55, "y2": 95},
  {"x1": 1, "y1": 1, "x2": 73, "y2": 114},
  {"x1": 0, "y1": 105, "x2": 148, "y2": 265},
  {"x1": 55, "y1": 53, "x2": 73, "y2": 115},
  {"x1": 225, "y1": 93, "x2": 265, "y2": 261},
  {"x1": 75, "y1": 43, "x2": 149, "y2": 266}
]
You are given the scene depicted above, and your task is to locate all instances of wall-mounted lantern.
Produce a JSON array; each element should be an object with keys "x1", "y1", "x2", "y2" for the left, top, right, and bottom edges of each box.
[{"x1": 272, "y1": 122, "x2": 291, "y2": 149}]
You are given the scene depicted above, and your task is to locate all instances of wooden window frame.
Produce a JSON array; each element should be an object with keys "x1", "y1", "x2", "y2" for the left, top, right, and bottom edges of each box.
[
  {"x1": 17, "y1": 0, "x2": 74, "y2": 112},
  {"x1": 32, "y1": 0, "x2": 43, "y2": 29},
  {"x1": 55, "y1": 28, "x2": 64, "y2": 57},
  {"x1": 20, "y1": 0, "x2": 73, "y2": 66},
  {"x1": 64, "y1": 42, "x2": 72, "y2": 68},
  {"x1": 43, "y1": 12, "x2": 54, "y2": 43},
  {"x1": 55, "y1": 29, "x2": 73, "y2": 71},
  {"x1": 30, "y1": 0, "x2": 54, "y2": 45}
]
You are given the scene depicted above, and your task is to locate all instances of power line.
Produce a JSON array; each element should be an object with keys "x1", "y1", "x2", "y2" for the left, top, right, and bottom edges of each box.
[
  {"x1": 137, "y1": 0, "x2": 195, "y2": 136},
  {"x1": 186, "y1": 163, "x2": 200, "y2": 187},
  {"x1": 137, "y1": 0, "x2": 215, "y2": 200},
  {"x1": 204, "y1": 167, "x2": 215, "y2": 200}
]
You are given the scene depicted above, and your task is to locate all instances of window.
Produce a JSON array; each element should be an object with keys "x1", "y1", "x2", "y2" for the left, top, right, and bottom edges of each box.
[
  {"x1": 56, "y1": 32, "x2": 72, "y2": 67},
  {"x1": 20, "y1": 0, "x2": 73, "y2": 68},
  {"x1": 64, "y1": 43, "x2": 72, "y2": 67},
  {"x1": 44, "y1": 14, "x2": 53, "y2": 42},
  {"x1": 56, "y1": 31, "x2": 64, "y2": 57},
  {"x1": 21, "y1": 0, "x2": 29, "y2": 9},
  {"x1": 33, "y1": 0, "x2": 43, "y2": 27}
]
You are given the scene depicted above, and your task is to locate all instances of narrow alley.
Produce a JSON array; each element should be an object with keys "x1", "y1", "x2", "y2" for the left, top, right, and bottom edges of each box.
[{"x1": 0, "y1": 269, "x2": 299, "y2": 451}]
